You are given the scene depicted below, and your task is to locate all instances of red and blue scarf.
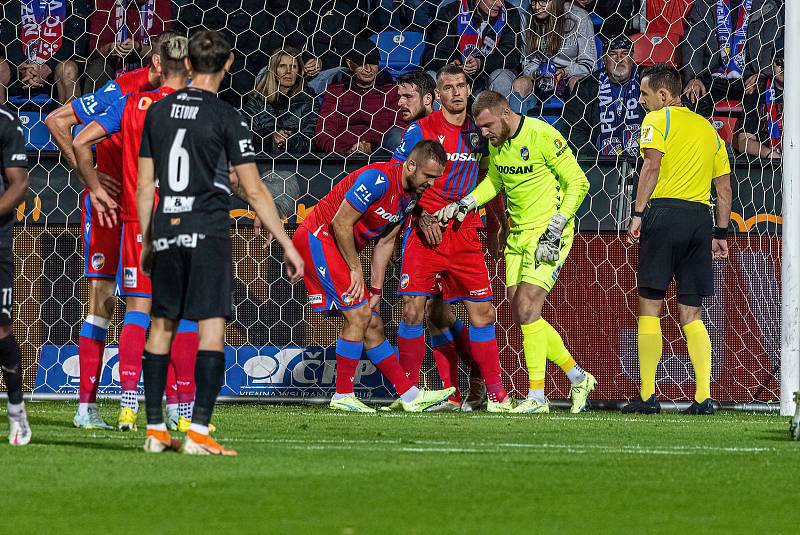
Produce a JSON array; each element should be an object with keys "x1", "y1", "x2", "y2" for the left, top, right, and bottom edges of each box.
[
  {"x1": 20, "y1": 0, "x2": 66, "y2": 64},
  {"x1": 457, "y1": 0, "x2": 507, "y2": 60},
  {"x1": 715, "y1": 0, "x2": 752, "y2": 78},
  {"x1": 115, "y1": 0, "x2": 155, "y2": 44},
  {"x1": 764, "y1": 76, "x2": 782, "y2": 148}
]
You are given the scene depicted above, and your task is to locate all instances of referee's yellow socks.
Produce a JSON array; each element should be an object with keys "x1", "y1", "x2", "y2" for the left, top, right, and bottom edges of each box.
[
  {"x1": 521, "y1": 318, "x2": 547, "y2": 393},
  {"x1": 638, "y1": 316, "x2": 662, "y2": 400},
  {"x1": 683, "y1": 320, "x2": 712, "y2": 403}
]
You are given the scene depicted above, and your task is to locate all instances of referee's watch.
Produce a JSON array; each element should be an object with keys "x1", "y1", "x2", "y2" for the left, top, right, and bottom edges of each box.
[
  {"x1": 631, "y1": 210, "x2": 644, "y2": 218},
  {"x1": 714, "y1": 226, "x2": 729, "y2": 240}
]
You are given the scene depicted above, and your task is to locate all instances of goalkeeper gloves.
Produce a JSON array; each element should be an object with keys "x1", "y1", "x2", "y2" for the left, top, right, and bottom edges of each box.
[
  {"x1": 436, "y1": 195, "x2": 477, "y2": 224},
  {"x1": 535, "y1": 213, "x2": 568, "y2": 263}
]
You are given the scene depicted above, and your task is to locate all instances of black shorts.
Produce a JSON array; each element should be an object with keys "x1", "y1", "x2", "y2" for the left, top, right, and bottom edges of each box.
[
  {"x1": 0, "y1": 241, "x2": 13, "y2": 327},
  {"x1": 638, "y1": 199, "x2": 713, "y2": 304},
  {"x1": 150, "y1": 234, "x2": 231, "y2": 321}
]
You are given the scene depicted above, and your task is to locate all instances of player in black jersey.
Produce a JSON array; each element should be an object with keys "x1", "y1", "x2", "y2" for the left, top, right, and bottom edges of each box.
[
  {"x1": 0, "y1": 106, "x2": 30, "y2": 446},
  {"x1": 137, "y1": 30, "x2": 304, "y2": 455}
]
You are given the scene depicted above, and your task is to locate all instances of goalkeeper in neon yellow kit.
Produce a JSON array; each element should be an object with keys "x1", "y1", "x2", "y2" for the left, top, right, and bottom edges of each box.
[{"x1": 436, "y1": 91, "x2": 597, "y2": 413}]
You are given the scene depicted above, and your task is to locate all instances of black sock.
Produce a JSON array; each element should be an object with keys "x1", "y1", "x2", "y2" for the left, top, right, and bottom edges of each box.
[
  {"x1": 0, "y1": 334, "x2": 23, "y2": 405},
  {"x1": 142, "y1": 351, "x2": 169, "y2": 425},
  {"x1": 192, "y1": 350, "x2": 225, "y2": 427}
]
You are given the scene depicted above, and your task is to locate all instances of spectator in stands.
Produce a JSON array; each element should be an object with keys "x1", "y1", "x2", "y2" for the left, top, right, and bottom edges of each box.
[
  {"x1": 307, "y1": 1, "x2": 384, "y2": 95},
  {"x1": 0, "y1": 0, "x2": 89, "y2": 104},
  {"x1": 314, "y1": 40, "x2": 404, "y2": 154},
  {"x1": 682, "y1": 0, "x2": 782, "y2": 117},
  {"x1": 421, "y1": 0, "x2": 522, "y2": 97},
  {"x1": 511, "y1": 0, "x2": 597, "y2": 114},
  {"x1": 177, "y1": 0, "x2": 272, "y2": 108},
  {"x1": 83, "y1": 0, "x2": 174, "y2": 93},
  {"x1": 737, "y1": 49, "x2": 783, "y2": 159},
  {"x1": 265, "y1": 0, "x2": 324, "y2": 83},
  {"x1": 243, "y1": 46, "x2": 316, "y2": 218},
  {"x1": 383, "y1": 70, "x2": 436, "y2": 150},
  {"x1": 558, "y1": 35, "x2": 645, "y2": 158},
  {"x1": 244, "y1": 47, "x2": 319, "y2": 155}
]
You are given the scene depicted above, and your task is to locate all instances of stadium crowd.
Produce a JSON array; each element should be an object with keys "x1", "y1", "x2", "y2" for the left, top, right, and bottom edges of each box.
[{"x1": 0, "y1": 0, "x2": 785, "y2": 214}]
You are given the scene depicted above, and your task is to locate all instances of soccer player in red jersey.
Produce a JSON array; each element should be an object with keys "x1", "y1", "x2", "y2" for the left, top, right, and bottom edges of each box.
[
  {"x1": 72, "y1": 35, "x2": 199, "y2": 432},
  {"x1": 45, "y1": 31, "x2": 180, "y2": 429},
  {"x1": 385, "y1": 70, "x2": 495, "y2": 411},
  {"x1": 389, "y1": 65, "x2": 513, "y2": 412},
  {"x1": 293, "y1": 141, "x2": 455, "y2": 412}
]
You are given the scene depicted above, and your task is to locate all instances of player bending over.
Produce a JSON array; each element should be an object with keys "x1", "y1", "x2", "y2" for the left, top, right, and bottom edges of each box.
[
  {"x1": 0, "y1": 105, "x2": 31, "y2": 445},
  {"x1": 44, "y1": 31, "x2": 193, "y2": 430},
  {"x1": 438, "y1": 91, "x2": 597, "y2": 414},
  {"x1": 293, "y1": 140, "x2": 455, "y2": 413},
  {"x1": 390, "y1": 66, "x2": 511, "y2": 412},
  {"x1": 72, "y1": 35, "x2": 202, "y2": 432},
  {"x1": 137, "y1": 30, "x2": 303, "y2": 455}
]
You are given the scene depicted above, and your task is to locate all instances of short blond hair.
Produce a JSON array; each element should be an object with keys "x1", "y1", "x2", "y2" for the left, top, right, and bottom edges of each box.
[{"x1": 471, "y1": 90, "x2": 508, "y2": 118}]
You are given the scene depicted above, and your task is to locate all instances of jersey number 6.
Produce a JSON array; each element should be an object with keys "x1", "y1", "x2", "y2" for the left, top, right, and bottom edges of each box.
[{"x1": 168, "y1": 128, "x2": 190, "y2": 192}]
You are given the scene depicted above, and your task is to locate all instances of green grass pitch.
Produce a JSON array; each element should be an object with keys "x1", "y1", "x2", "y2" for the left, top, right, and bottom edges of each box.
[{"x1": 3, "y1": 401, "x2": 799, "y2": 534}]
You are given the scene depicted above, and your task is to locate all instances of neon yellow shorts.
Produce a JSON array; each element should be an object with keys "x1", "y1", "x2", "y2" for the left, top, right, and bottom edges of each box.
[{"x1": 504, "y1": 224, "x2": 574, "y2": 291}]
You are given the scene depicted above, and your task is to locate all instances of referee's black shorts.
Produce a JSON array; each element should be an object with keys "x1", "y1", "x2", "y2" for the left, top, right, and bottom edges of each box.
[
  {"x1": 637, "y1": 198, "x2": 713, "y2": 307},
  {"x1": 150, "y1": 234, "x2": 232, "y2": 321}
]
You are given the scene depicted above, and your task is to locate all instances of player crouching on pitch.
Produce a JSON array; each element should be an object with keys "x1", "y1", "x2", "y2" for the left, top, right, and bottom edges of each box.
[
  {"x1": 437, "y1": 91, "x2": 597, "y2": 414},
  {"x1": 293, "y1": 140, "x2": 456, "y2": 412}
]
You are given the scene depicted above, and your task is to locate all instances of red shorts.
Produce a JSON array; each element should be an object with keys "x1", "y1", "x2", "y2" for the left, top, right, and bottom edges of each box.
[
  {"x1": 399, "y1": 224, "x2": 492, "y2": 303},
  {"x1": 116, "y1": 220, "x2": 151, "y2": 297},
  {"x1": 81, "y1": 190, "x2": 121, "y2": 279},
  {"x1": 293, "y1": 225, "x2": 368, "y2": 314}
]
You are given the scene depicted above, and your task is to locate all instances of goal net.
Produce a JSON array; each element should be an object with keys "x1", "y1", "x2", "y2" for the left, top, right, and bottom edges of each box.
[{"x1": 1, "y1": 0, "x2": 786, "y2": 408}]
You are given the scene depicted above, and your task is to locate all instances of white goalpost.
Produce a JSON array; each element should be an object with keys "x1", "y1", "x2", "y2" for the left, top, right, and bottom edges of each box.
[{"x1": 780, "y1": 0, "x2": 799, "y2": 417}]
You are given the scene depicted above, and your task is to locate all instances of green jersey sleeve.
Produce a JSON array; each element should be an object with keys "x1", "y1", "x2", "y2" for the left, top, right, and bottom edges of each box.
[
  {"x1": 471, "y1": 158, "x2": 505, "y2": 207},
  {"x1": 540, "y1": 123, "x2": 589, "y2": 220}
]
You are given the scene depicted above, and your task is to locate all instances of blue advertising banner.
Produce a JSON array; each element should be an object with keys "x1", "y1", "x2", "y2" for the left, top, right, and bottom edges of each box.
[{"x1": 34, "y1": 345, "x2": 394, "y2": 399}]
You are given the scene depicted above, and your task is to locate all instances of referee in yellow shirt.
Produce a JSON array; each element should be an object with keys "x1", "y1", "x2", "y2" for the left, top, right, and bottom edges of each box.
[{"x1": 623, "y1": 64, "x2": 732, "y2": 415}]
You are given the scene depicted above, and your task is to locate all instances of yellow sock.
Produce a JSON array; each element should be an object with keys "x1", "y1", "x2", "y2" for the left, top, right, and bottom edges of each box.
[
  {"x1": 638, "y1": 316, "x2": 662, "y2": 400},
  {"x1": 541, "y1": 319, "x2": 573, "y2": 371},
  {"x1": 521, "y1": 318, "x2": 548, "y2": 391},
  {"x1": 683, "y1": 320, "x2": 712, "y2": 403}
]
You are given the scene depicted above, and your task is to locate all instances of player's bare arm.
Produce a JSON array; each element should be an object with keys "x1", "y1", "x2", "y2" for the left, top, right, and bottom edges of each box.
[
  {"x1": 369, "y1": 225, "x2": 401, "y2": 309},
  {"x1": 44, "y1": 103, "x2": 80, "y2": 170},
  {"x1": 73, "y1": 122, "x2": 119, "y2": 226},
  {"x1": 234, "y1": 161, "x2": 303, "y2": 282},
  {"x1": 136, "y1": 155, "x2": 157, "y2": 276},
  {"x1": 331, "y1": 200, "x2": 367, "y2": 304},
  {"x1": 0, "y1": 166, "x2": 28, "y2": 218},
  {"x1": 628, "y1": 148, "x2": 663, "y2": 244},
  {"x1": 712, "y1": 173, "x2": 732, "y2": 260},
  {"x1": 418, "y1": 209, "x2": 442, "y2": 246}
]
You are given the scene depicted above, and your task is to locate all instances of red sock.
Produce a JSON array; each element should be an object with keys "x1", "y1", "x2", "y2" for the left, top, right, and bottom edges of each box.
[
  {"x1": 468, "y1": 324, "x2": 508, "y2": 402},
  {"x1": 118, "y1": 312, "x2": 148, "y2": 391},
  {"x1": 376, "y1": 355, "x2": 413, "y2": 395},
  {"x1": 170, "y1": 326, "x2": 199, "y2": 403},
  {"x1": 335, "y1": 337, "x2": 362, "y2": 395},
  {"x1": 166, "y1": 360, "x2": 179, "y2": 405},
  {"x1": 78, "y1": 317, "x2": 108, "y2": 403},
  {"x1": 451, "y1": 319, "x2": 476, "y2": 365},
  {"x1": 431, "y1": 333, "x2": 462, "y2": 403},
  {"x1": 335, "y1": 356, "x2": 359, "y2": 394},
  {"x1": 365, "y1": 341, "x2": 413, "y2": 395},
  {"x1": 398, "y1": 321, "x2": 425, "y2": 385}
]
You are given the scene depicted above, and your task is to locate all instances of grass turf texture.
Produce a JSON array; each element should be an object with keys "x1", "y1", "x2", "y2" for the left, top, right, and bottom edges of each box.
[{"x1": 2, "y1": 401, "x2": 798, "y2": 534}]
